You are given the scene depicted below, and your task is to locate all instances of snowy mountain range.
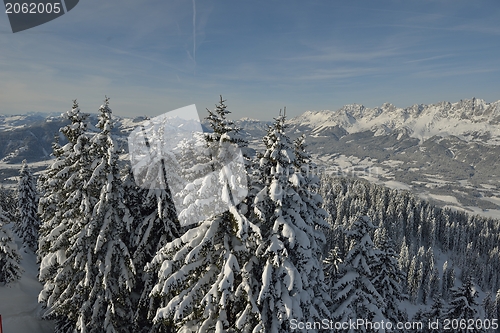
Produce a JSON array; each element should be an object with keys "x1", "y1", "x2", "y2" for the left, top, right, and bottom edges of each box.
[
  {"x1": 282, "y1": 98, "x2": 500, "y2": 218},
  {"x1": 1, "y1": 98, "x2": 500, "y2": 218},
  {"x1": 289, "y1": 98, "x2": 500, "y2": 144}
]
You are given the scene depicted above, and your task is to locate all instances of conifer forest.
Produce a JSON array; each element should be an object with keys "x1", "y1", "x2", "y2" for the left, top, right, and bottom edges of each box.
[{"x1": 1, "y1": 96, "x2": 500, "y2": 333}]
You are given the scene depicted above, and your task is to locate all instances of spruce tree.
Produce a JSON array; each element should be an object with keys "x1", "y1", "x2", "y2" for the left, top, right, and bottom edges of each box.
[
  {"x1": 123, "y1": 165, "x2": 182, "y2": 333},
  {"x1": 441, "y1": 261, "x2": 455, "y2": 301},
  {"x1": 171, "y1": 98, "x2": 247, "y2": 228},
  {"x1": 38, "y1": 100, "x2": 91, "y2": 259},
  {"x1": 482, "y1": 291, "x2": 494, "y2": 320},
  {"x1": 428, "y1": 266, "x2": 440, "y2": 301},
  {"x1": 407, "y1": 256, "x2": 420, "y2": 303},
  {"x1": 16, "y1": 159, "x2": 40, "y2": 250},
  {"x1": 39, "y1": 98, "x2": 136, "y2": 333},
  {"x1": 147, "y1": 97, "x2": 262, "y2": 333},
  {"x1": 331, "y1": 214, "x2": 384, "y2": 332},
  {"x1": 419, "y1": 295, "x2": 445, "y2": 333},
  {"x1": 0, "y1": 187, "x2": 17, "y2": 222},
  {"x1": 254, "y1": 111, "x2": 329, "y2": 332},
  {"x1": 0, "y1": 207, "x2": 22, "y2": 284},
  {"x1": 444, "y1": 276, "x2": 480, "y2": 330},
  {"x1": 398, "y1": 237, "x2": 410, "y2": 294},
  {"x1": 372, "y1": 227, "x2": 407, "y2": 323},
  {"x1": 38, "y1": 100, "x2": 93, "y2": 332},
  {"x1": 323, "y1": 246, "x2": 342, "y2": 290},
  {"x1": 75, "y1": 97, "x2": 136, "y2": 332},
  {"x1": 292, "y1": 133, "x2": 330, "y2": 320}
]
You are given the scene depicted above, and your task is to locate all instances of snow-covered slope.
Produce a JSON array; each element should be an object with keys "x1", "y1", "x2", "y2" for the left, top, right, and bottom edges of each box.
[{"x1": 0, "y1": 223, "x2": 54, "y2": 333}]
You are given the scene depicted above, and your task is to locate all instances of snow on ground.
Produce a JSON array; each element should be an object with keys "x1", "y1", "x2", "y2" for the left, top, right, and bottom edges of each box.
[
  {"x1": 424, "y1": 177, "x2": 449, "y2": 185},
  {"x1": 380, "y1": 160, "x2": 404, "y2": 167},
  {"x1": 463, "y1": 206, "x2": 500, "y2": 219},
  {"x1": 383, "y1": 180, "x2": 412, "y2": 191},
  {"x1": 0, "y1": 223, "x2": 54, "y2": 333},
  {"x1": 427, "y1": 194, "x2": 460, "y2": 205},
  {"x1": 333, "y1": 154, "x2": 360, "y2": 169},
  {"x1": 424, "y1": 179, "x2": 451, "y2": 189},
  {"x1": 483, "y1": 196, "x2": 500, "y2": 206},
  {"x1": 0, "y1": 161, "x2": 52, "y2": 170},
  {"x1": 480, "y1": 183, "x2": 497, "y2": 190},
  {"x1": 442, "y1": 204, "x2": 500, "y2": 219}
]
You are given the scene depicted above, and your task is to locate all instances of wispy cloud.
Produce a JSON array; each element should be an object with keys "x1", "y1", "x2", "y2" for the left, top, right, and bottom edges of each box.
[
  {"x1": 280, "y1": 46, "x2": 402, "y2": 63},
  {"x1": 295, "y1": 67, "x2": 380, "y2": 81},
  {"x1": 451, "y1": 23, "x2": 500, "y2": 36},
  {"x1": 414, "y1": 67, "x2": 500, "y2": 79},
  {"x1": 404, "y1": 54, "x2": 454, "y2": 64}
]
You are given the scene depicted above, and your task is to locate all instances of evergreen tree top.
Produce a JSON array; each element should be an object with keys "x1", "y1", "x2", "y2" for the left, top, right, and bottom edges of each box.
[
  {"x1": 205, "y1": 95, "x2": 241, "y2": 139},
  {"x1": 97, "y1": 96, "x2": 113, "y2": 132},
  {"x1": 346, "y1": 214, "x2": 376, "y2": 240},
  {"x1": 270, "y1": 108, "x2": 288, "y2": 133},
  {"x1": 262, "y1": 109, "x2": 295, "y2": 166},
  {"x1": 60, "y1": 99, "x2": 90, "y2": 144},
  {"x1": 20, "y1": 159, "x2": 29, "y2": 173}
]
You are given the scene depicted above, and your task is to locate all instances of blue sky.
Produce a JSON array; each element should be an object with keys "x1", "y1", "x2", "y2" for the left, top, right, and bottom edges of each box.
[{"x1": 1, "y1": 0, "x2": 499, "y2": 120}]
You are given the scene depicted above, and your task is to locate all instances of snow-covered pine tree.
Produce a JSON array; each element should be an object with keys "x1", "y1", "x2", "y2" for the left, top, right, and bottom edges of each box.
[
  {"x1": 173, "y1": 97, "x2": 247, "y2": 227},
  {"x1": 428, "y1": 265, "x2": 440, "y2": 302},
  {"x1": 428, "y1": 294, "x2": 445, "y2": 320},
  {"x1": 0, "y1": 207, "x2": 22, "y2": 284},
  {"x1": 418, "y1": 295, "x2": 445, "y2": 333},
  {"x1": 441, "y1": 261, "x2": 455, "y2": 301},
  {"x1": 73, "y1": 97, "x2": 136, "y2": 332},
  {"x1": 330, "y1": 213, "x2": 385, "y2": 332},
  {"x1": 147, "y1": 97, "x2": 262, "y2": 333},
  {"x1": 398, "y1": 237, "x2": 410, "y2": 294},
  {"x1": 292, "y1": 133, "x2": 330, "y2": 320},
  {"x1": 372, "y1": 227, "x2": 408, "y2": 324},
  {"x1": 482, "y1": 291, "x2": 495, "y2": 320},
  {"x1": 444, "y1": 275, "x2": 481, "y2": 330},
  {"x1": 205, "y1": 95, "x2": 247, "y2": 150},
  {"x1": 253, "y1": 111, "x2": 330, "y2": 332},
  {"x1": 323, "y1": 246, "x2": 342, "y2": 291},
  {"x1": 418, "y1": 248, "x2": 434, "y2": 305},
  {"x1": 39, "y1": 98, "x2": 136, "y2": 333},
  {"x1": 0, "y1": 186, "x2": 17, "y2": 222},
  {"x1": 407, "y1": 256, "x2": 420, "y2": 304},
  {"x1": 16, "y1": 159, "x2": 40, "y2": 250},
  {"x1": 38, "y1": 100, "x2": 94, "y2": 332},
  {"x1": 122, "y1": 165, "x2": 182, "y2": 333},
  {"x1": 37, "y1": 136, "x2": 63, "y2": 251},
  {"x1": 38, "y1": 100, "x2": 91, "y2": 258}
]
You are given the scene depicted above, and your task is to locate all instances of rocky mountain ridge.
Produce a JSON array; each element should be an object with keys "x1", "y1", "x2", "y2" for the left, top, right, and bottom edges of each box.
[{"x1": 288, "y1": 98, "x2": 500, "y2": 145}]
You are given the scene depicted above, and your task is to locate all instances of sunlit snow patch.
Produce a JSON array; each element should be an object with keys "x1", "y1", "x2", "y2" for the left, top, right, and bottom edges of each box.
[{"x1": 127, "y1": 104, "x2": 248, "y2": 226}]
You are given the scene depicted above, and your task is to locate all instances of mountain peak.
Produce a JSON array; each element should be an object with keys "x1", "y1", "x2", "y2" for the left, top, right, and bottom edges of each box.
[{"x1": 289, "y1": 98, "x2": 500, "y2": 144}]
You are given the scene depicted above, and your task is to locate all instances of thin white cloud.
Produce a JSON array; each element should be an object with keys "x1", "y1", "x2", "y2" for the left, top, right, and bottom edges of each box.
[
  {"x1": 414, "y1": 67, "x2": 500, "y2": 79},
  {"x1": 404, "y1": 54, "x2": 454, "y2": 64},
  {"x1": 281, "y1": 47, "x2": 402, "y2": 63},
  {"x1": 451, "y1": 23, "x2": 500, "y2": 36}
]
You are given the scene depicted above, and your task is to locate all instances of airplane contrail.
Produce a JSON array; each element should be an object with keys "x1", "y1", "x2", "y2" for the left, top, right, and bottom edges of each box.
[{"x1": 192, "y1": 0, "x2": 196, "y2": 66}]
